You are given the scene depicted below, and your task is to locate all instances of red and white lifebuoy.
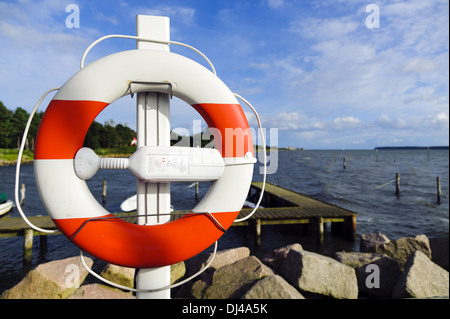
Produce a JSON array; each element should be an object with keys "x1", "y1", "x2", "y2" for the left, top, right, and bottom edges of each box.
[{"x1": 34, "y1": 49, "x2": 254, "y2": 268}]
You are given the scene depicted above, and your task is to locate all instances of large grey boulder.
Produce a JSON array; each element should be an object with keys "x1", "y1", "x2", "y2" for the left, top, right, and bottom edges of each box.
[
  {"x1": 375, "y1": 235, "x2": 432, "y2": 270},
  {"x1": 171, "y1": 261, "x2": 186, "y2": 284},
  {"x1": 68, "y1": 284, "x2": 135, "y2": 299},
  {"x1": 334, "y1": 251, "x2": 386, "y2": 269},
  {"x1": 393, "y1": 251, "x2": 449, "y2": 299},
  {"x1": 356, "y1": 256, "x2": 402, "y2": 298},
  {"x1": 335, "y1": 251, "x2": 401, "y2": 298},
  {"x1": 281, "y1": 249, "x2": 358, "y2": 299},
  {"x1": 262, "y1": 243, "x2": 303, "y2": 273},
  {"x1": 242, "y1": 275, "x2": 305, "y2": 299},
  {"x1": 1, "y1": 256, "x2": 93, "y2": 299},
  {"x1": 360, "y1": 233, "x2": 390, "y2": 252},
  {"x1": 186, "y1": 247, "x2": 250, "y2": 277},
  {"x1": 429, "y1": 236, "x2": 449, "y2": 271},
  {"x1": 98, "y1": 261, "x2": 185, "y2": 290},
  {"x1": 100, "y1": 264, "x2": 135, "y2": 288},
  {"x1": 192, "y1": 256, "x2": 274, "y2": 299}
]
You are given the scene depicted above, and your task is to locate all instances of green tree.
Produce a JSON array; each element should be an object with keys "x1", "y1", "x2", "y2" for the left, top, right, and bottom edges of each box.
[
  {"x1": 0, "y1": 101, "x2": 13, "y2": 148},
  {"x1": 115, "y1": 124, "x2": 135, "y2": 148},
  {"x1": 28, "y1": 110, "x2": 44, "y2": 150},
  {"x1": 103, "y1": 122, "x2": 117, "y2": 148},
  {"x1": 83, "y1": 121, "x2": 105, "y2": 149},
  {"x1": 11, "y1": 107, "x2": 29, "y2": 149}
]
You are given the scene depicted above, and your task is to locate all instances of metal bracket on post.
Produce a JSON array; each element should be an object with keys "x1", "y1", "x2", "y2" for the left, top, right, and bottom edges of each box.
[{"x1": 135, "y1": 15, "x2": 171, "y2": 299}]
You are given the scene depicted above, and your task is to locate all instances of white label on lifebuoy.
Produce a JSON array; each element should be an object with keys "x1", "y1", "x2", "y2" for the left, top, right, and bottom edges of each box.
[{"x1": 148, "y1": 155, "x2": 189, "y2": 175}]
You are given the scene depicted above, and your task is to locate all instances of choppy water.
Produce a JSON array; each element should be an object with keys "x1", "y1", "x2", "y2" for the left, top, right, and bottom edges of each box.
[{"x1": 0, "y1": 149, "x2": 448, "y2": 293}]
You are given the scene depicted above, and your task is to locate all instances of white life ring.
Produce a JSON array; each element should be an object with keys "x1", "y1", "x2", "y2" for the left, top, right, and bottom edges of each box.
[{"x1": 34, "y1": 49, "x2": 255, "y2": 268}]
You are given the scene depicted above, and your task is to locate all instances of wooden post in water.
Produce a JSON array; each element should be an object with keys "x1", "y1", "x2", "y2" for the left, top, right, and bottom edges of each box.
[
  {"x1": 308, "y1": 217, "x2": 324, "y2": 245},
  {"x1": 195, "y1": 182, "x2": 199, "y2": 202},
  {"x1": 20, "y1": 183, "x2": 26, "y2": 205},
  {"x1": 437, "y1": 177, "x2": 441, "y2": 205},
  {"x1": 344, "y1": 215, "x2": 357, "y2": 242},
  {"x1": 395, "y1": 173, "x2": 400, "y2": 196},
  {"x1": 102, "y1": 179, "x2": 107, "y2": 206},
  {"x1": 316, "y1": 217, "x2": 324, "y2": 245},
  {"x1": 23, "y1": 229, "x2": 33, "y2": 264},
  {"x1": 343, "y1": 157, "x2": 346, "y2": 170},
  {"x1": 255, "y1": 219, "x2": 262, "y2": 247}
]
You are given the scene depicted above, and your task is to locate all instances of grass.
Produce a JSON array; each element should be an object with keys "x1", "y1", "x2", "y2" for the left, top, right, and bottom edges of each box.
[
  {"x1": 0, "y1": 147, "x2": 135, "y2": 165},
  {"x1": 94, "y1": 147, "x2": 135, "y2": 157},
  {"x1": 0, "y1": 148, "x2": 34, "y2": 165}
]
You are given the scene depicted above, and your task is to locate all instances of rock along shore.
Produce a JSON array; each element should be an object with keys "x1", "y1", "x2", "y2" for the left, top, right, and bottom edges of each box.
[{"x1": 1, "y1": 233, "x2": 448, "y2": 299}]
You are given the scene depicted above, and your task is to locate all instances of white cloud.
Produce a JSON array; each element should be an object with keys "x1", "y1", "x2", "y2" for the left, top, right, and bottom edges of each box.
[
  {"x1": 140, "y1": 5, "x2": 195, "y2": 25},
  {"x1": 264, "y1": 112, "x2": 308, "y2": 130},
  {"x1": 422, "y1": 112, "x2": 449, "y2": 129},
  {"x1": 376, "y1": 115, "x2": 409, "y2": 129},
  {"x1": 267, "y1": 0, "x2": 284, "y2": 9},
  {"x1": 375, "y1": 113, "x2": 449, "y2": 131},
  {"x1": 95, "y1": 12, "x2": 119, "y2": 25},
  {"x1": 262, "y1": 112, "x2": 364, "y2": 133},
  {"x1": 289, "y1": 16, "x2": 359, "y2": 40},
  {"x1": 403, "y1": 58, "x2": 437, "y2": 73},
  {"x1": 332, "y1": 116, "x2": 362, "y2": 130}
]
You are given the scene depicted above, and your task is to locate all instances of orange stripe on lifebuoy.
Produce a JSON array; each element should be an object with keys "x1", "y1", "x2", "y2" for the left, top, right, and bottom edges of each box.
[
  {"x1": 192, "y1": 103, "x2": 252, "y2": 157},
  {"x1": 34, "y1": 100, "x2": 108, "y2": 160},
  {"x1": 53, "y1": 211, "x2": 239, "y2": 268}
]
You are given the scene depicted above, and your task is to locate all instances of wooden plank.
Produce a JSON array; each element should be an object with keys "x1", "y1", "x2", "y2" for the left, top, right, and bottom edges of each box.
[
  {"x1": 242, "y1": 182, "x2": 357, "y2": 244},
  {"x1": 0, "y1": 215, "x2": 57, "y2": 234},
  {"x1": 261, "y1": 218, "x2": 310, "y2": 226},
  {"x1": 0, "y1": 183, "x2": 357, "y2": 244},
  {"x1": 0, "y1": 212, "x2": 137, "y2": 237},
  {"x1": 251, "y1": 182, "x2": 355, "y2": 217}
]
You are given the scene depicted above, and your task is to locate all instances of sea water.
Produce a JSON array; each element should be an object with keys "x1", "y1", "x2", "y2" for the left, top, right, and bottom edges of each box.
[{"x1": 0, "y1": 149, "x2": 448, "y2": 293}]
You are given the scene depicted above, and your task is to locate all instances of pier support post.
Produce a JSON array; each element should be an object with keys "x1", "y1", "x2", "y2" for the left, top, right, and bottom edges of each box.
[
  {"x1": 195, "y1": 182, "x2": 199, "y2": 202},
  {"x1": 344, "y1": 215, "x2": 357, "y2": 242},
  {"x1": 23, "y1": 229, "x2": 33, "y2": 264},
  {"x1": 20, "y1": 183, "x2": 26, "y2": 205},
  {"x1": 308, "y1": 217, "x2": 324, "y2": 245},
  {"x1": 102, "y1": 179, "x2": 107, "y2": 206},
  {"x1": 255, "y1": 219, "x2": 262, "y2": 247},
  {"x1": 316, "y1": 217, "x2": 324, "y2": 245},
  {"x1": 395, "y1": 173, "x2": 400, "y2": 196},
  {"x1": 437, "y1": 177, "x2": 441, "y2": 205}
]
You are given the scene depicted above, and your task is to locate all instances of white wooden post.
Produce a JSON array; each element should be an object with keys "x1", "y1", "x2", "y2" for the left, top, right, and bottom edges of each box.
[{"x1": 135, "y1": 15, "x2": 171, "y2": 299}]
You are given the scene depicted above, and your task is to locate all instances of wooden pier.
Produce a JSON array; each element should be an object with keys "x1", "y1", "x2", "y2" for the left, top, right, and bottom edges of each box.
[
  {"x1": 0, "y1": 215, "x2": 59, "y2": 264},
  {"x1": 0, "y1": 182, "x2": 356, "y2": 261},
  {"x1": 235, "y1": 182, "x2": 357, "y2": 246}
]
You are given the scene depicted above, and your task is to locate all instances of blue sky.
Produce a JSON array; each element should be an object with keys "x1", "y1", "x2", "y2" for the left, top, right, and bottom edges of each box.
[{"x1": 0, "y1": 0, "x2": 448, "y2": 149}]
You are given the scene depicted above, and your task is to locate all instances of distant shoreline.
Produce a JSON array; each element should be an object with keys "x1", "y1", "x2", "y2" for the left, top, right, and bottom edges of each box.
[{"x1": 374, "y1": 146, "x2": 449, "y2": 150}]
